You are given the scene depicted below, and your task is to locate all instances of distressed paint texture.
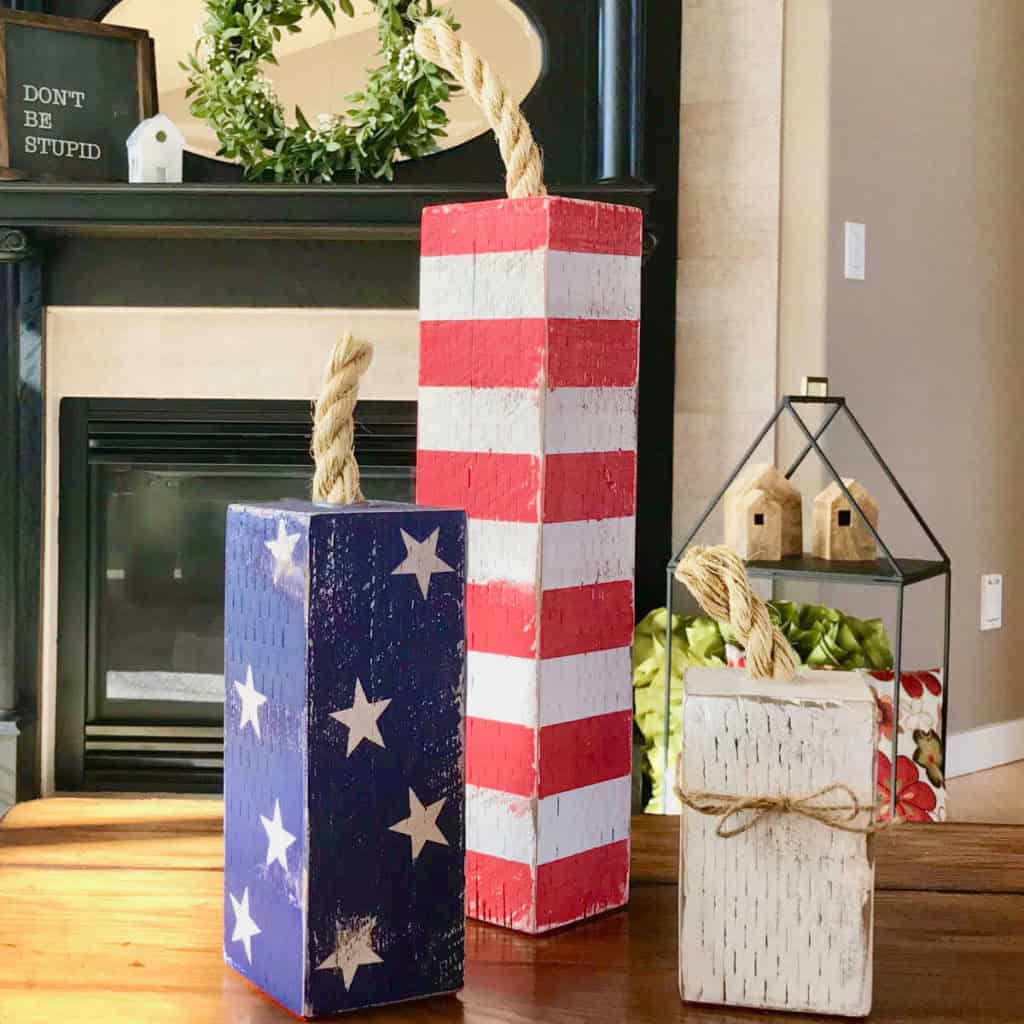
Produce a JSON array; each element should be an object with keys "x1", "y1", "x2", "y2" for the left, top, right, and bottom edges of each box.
[
  {"x1": 417, "y1": 196, "x2": 641, "y2": 933},
  {"x1": 223, "y1": 500, "x2": 466, "y2": 1017},
  {"x1": 679, "y1": 669, "x2": 877, "y2": 1017}
]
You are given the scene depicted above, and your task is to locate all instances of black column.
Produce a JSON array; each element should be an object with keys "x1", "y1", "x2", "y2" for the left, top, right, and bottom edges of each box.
[
  {"x1": 598, "y1": 0, "x2": 644, "y2": 181},
  {"x1": 0, "y1": 228, "x2": 43, "y2": 798}
]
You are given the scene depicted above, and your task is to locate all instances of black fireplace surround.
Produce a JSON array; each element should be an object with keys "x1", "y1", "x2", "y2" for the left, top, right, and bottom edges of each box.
[
  {"x1": 0, "y1": 0, "x2": 681, "y2": 798},
  {"x1": 56, "y1": 398, "x2": 416, "y2": 791}
]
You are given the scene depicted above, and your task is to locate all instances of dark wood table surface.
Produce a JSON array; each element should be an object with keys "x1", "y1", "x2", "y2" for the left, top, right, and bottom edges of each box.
[{"x1": 1, "y1": 797, "x2": 1022, "y2": 1023}]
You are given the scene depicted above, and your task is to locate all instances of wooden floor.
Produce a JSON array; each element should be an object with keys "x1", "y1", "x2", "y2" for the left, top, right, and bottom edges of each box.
[
  {"x1": 2, "y1": 798, "x2": 1023, "y2": 1023},
  {"x1": 948, "y1": 760, "x2": 1024, "y2": 824}
]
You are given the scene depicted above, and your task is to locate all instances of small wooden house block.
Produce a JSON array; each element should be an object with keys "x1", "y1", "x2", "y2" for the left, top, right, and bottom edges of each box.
[
  {"x1": 723, "y1": 463, "x2": 802, "y2": 560},
  {"x1": 127, "y1": 113, "x2": 184, "y2": 183},
  {"x1": 813, "y1": 478, "x2": 879, "y2": 561},
  {"x1": 679, "y1": 668, "x2": 877, "y2": 1016},
  {"x1": 416, "y1": 196, "x2": 640, "y2": 932},
  {"x1": 223, "y1": 500, "x2": 466, "y2": 1017}
]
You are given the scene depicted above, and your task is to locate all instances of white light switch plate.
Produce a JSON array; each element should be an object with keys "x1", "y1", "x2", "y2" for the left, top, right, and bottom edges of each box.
[
  {"x1": 981, "y1": 573, "x2": 1003, "y2": 631},
  {"x1": 844, "y1": 222, "x2": 866, "y2": 280}
]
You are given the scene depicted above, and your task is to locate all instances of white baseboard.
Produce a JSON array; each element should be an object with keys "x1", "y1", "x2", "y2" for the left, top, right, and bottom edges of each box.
[{"x1": 947, "y1": 717, "x2": 1024, "y2": 778}]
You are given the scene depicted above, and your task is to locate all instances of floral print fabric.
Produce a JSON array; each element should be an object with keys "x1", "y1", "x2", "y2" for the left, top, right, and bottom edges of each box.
[{"x1": 869, "y1": 670, "x2": 946, "y2": 822}]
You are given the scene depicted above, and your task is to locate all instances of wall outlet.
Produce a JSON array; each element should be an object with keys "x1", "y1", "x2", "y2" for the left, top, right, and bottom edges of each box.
[{"x1": 981, "y1": 573, "x2": 1003, "y2": 631}]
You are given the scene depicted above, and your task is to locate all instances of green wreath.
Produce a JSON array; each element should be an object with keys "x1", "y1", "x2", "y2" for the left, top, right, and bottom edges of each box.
[{"x1": 185, "y1": 0, "x2": 458, "y2": 183}]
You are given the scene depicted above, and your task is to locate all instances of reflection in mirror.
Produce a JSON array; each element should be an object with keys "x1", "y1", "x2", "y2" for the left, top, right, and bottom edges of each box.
[{"x1": 102, "y1": 0, "x2": 543, "y2": 165}]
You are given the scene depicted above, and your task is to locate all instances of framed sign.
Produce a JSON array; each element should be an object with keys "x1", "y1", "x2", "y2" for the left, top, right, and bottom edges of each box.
[{"x1": 0, "y1": 10, "x2": 156, "y2": 182}]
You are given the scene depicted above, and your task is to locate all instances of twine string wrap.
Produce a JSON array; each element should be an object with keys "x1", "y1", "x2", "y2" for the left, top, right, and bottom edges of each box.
[
  {"x1": 675, "y1": 780, "x2": 880, "y2": 839},
  {"x1": 675, "y1": 545, "x2": 799, "y2": 681},
  {"x1": 311, "y1": 332, "x2": 373, "y2": 505},
  {"x1": 414, "y1": 18, "x2": 546, "y2": 200}
]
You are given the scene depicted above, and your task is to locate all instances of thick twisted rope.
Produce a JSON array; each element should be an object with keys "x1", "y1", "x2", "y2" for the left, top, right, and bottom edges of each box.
[
  {"x1": 311, "y1": 332, "x2": 373, "y2": 505},
  {"x1": 675, "y1": 545, "x2": 798, "y2": 681},
  {"x1": 414, "y1": 18, "x2": 546, "y2": 200}
]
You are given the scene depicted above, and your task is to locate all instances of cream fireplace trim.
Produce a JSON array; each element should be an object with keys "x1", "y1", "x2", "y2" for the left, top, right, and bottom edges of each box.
[{"x1": 40, "y1": 306, "x2": 419, "y2": 794}]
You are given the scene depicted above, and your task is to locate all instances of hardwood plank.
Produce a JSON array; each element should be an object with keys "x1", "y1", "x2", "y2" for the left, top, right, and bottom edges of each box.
[
  {"x1": 631, "y1": 811, "x2": 1024, "y2": 893},
  {"x1": 3, "y1": 798, "x2": 1024, "y2": 1023}
]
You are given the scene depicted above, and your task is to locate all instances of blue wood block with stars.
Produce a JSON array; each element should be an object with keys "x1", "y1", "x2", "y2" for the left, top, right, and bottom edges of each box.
[{"x1": 223, "y1": 499, "x2": 466, "y2": 1018}]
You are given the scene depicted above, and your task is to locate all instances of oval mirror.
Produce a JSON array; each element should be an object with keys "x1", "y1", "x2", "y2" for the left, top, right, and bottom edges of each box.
[{"x1": 102, "y1": 0, "x2": 543, "y2": 167}]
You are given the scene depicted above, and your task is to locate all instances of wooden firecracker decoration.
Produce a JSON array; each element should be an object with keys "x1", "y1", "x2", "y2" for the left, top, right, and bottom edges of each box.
[
  {"x1": 413, "y1": 20, "x2": 638, "y2": 934},
  {"x1": 813, "y1": 478, "x2": 879, "y2": 561},
  {"x1": 222, "y1": 333, "x2": 467, "y2": 1017},
  {"x1": 674, "y1": 547, "x2": 878, "y2": 1017}
]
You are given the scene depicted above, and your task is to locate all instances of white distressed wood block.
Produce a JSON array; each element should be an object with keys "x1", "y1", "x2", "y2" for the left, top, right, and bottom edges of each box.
[{"x1": 678, "y1": 668, "x2": 877, "y2": 1017}]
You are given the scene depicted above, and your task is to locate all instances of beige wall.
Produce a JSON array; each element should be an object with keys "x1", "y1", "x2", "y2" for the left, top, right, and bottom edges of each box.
[
  {"x1": 678, "y1": 1, "x2": 1024, "y2": 735},
  {"x1": 822, "y1": 0, "x2": 1024, "y2": 734},
  {"x1": 672, "y1": 0, "x2": 784, "y2": 555}
]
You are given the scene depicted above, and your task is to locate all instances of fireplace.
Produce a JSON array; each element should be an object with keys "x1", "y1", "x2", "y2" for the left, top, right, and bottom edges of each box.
[{"x1": 56, "y1": 398, "x2": 416, "y2": 790}]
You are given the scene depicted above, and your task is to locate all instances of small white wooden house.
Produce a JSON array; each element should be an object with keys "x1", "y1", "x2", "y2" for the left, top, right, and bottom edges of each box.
[{"x1": 127, "y1": 114, "x2": 185, "y2": 184}]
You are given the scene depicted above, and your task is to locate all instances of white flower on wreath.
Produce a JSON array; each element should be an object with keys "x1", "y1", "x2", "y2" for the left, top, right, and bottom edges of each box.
[{"x1": 900, "y1": 696, "x2": 934, "y2": 734}]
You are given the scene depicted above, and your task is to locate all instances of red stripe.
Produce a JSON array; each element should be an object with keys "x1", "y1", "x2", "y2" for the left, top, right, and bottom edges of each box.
[
  {"x1": 421, "y1": 197, "x2": 642, "y2": 257},
  {"x1": 421, "y1": 199, "x2": 549, "y2": 257},
  {"x1": 420, "y1": 318, "x2": 639, "y2": 389},
  {"x1": 419, "y1": 319, "x2": 546, "y2": 388},
  {"x1": 547, "y1": 319, "x2": 640, "y2": 388},
  {"x1": 465, "y1": 717, "x2": 537, "y2": 796},
  {"x1": 465, "y1": 850, "x2": 535, "y2": 931},
  {"x1": 466, "y1": 580, "x2": 538, "y2": 657},
  {"x1": 543, "y1": 451, "x2": 637, "y2": 523},
  {"x1": 417, "y1": 451, "x2": 540, "y2": 523},
  {"x1": 535, "y1": 840, "x2": 630, "y2": 931},
  {"x1": 537, "y1": 711, "x2": 633, "y2": 798},
  {"x1": 540, "y1": 581, "x2": 634, "y2": 659},
  {"x1": 547, "y1": 198, "x2": 643, "y2": 256}
]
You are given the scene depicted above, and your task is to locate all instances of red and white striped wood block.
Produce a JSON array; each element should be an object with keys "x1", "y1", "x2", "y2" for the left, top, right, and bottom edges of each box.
[{"x1": 416, "y1": 195, "x2": 641, "y2": 933}]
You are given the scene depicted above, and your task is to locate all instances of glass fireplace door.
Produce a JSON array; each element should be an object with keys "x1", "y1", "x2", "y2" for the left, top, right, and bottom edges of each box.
[{"x1": 57, "y1": 399, "x2": 416, "y2": 790}]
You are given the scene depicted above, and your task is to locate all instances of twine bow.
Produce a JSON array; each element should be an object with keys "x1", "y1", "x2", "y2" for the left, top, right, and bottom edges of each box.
[
  {"x1": 311, "y1": 331, "x2": 373, "y2": 505},
  {"x1": 675, "y1": 781, "x2": 880, "y2": 839},
  {"x1": 675, "y1": 544, "x2": 798, "y2": 680}
]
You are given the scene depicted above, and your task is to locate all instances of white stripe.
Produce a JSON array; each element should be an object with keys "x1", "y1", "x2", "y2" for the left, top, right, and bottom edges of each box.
[
  {"x1": 466, "y1": 776, "x2": 632, "y2": 866},
  {"x1": 466, "y1": 652, "x2": 537, "y2": 727},
  {"x1": 419, "y1": 386, "x2": 637, "y2": 457},
  {"x1": 467, "y1": 519, "x2": 540, "y2": 585},
  {"x1": 538, "y1": 648, "x2": 633, "y2": 727},
  {"x1": 420, "y1": 251, "x2": 642, "y2": 321},
  {"x1": 419, "y1": 387, "x2": 542, "y2": 454},
  {"x1": 536, "y1": 776, "x2": 632, "y2": 865},
  {"x1": 547, "y1": 252, "x2": 642, "y2": 320},
  {"x1": 466, "y1": 518, "x2": 634, "y2": 588},
  {"x1": 466, "y1": 647, "x2": 632, "y2": 728},
  {"x1": 544, "y1": 387, "x2": 637, "y2": 454},
  {"x1": 466, "y1": 784, "x2": 536, "y2": 864},
  {"x1": 540, "y1": 518, "x2": 635, "y2": 589}
]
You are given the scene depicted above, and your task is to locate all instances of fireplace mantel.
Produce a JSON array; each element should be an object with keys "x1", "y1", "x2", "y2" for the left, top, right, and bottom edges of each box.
[{"x1": 0, "y1": 181, "x2": 655, "y2": 242}]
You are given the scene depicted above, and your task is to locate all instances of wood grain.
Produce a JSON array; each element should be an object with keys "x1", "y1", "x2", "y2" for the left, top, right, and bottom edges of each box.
[
  {"x1": 2, "y1": 798, "x2": 1024, "y2": 1023},
  {"x1": 631, "y1": 812, "x2": 1024, "y2": 894}
]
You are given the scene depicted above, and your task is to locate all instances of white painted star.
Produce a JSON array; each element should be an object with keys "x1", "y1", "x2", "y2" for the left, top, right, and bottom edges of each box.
[
  {"x1": 260, "y1": 798, "x2": 297, "y2": 871},
  {"x1": 388, "y1": 788, "x2": 449, "y2": 862},
  {"x1": 233, "y1": 665, "x2": 267, "y2": 740},
  {"x1": 265, "y1": 519, "x2": 301, "y2": 584},
  {"x1": 390, "y1": 527, "x2": 454, "y2": 599},
  {"x1": 329, "y1": 679, "x2": 392, "y2": 757},
  {"x1": 228, "y1": 887, "x2": 262, "y2": 964},
  {"x1": 315, "y1": 915, "x2": 384, "y2": 991}
]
